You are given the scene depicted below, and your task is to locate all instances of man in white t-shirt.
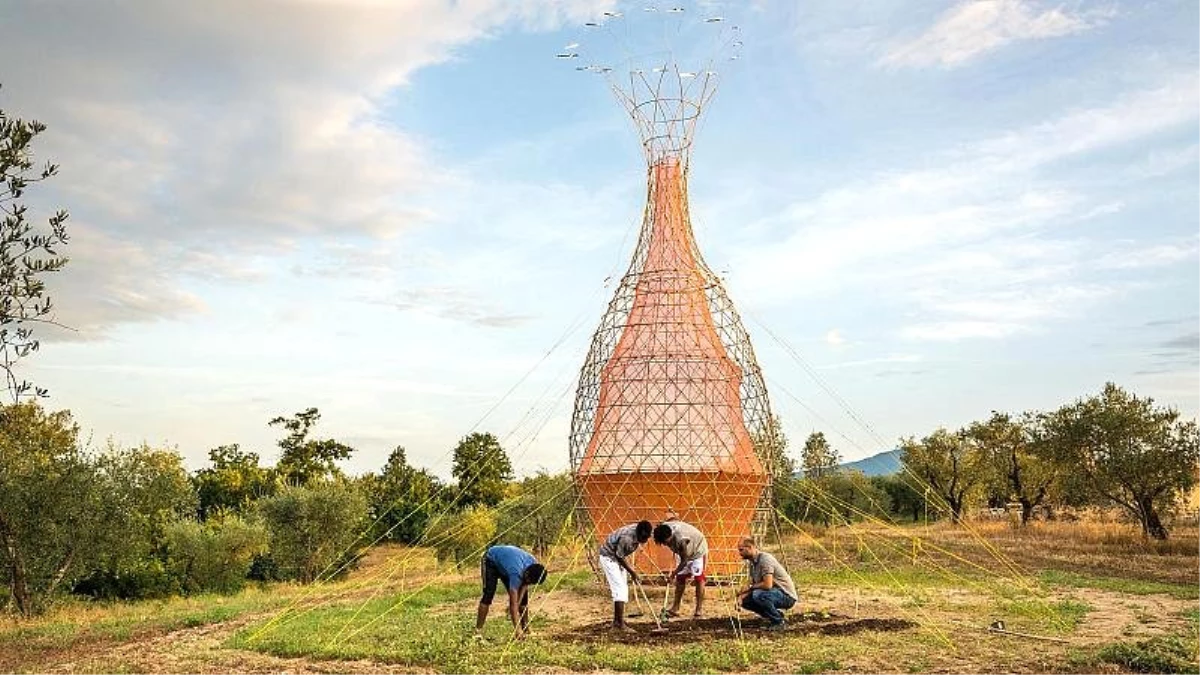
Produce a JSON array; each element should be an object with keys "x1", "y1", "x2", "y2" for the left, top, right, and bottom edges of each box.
[
  {"x1": 653, "y1": 517, "x2": 709, "y2": 619},
  {"x1": 597, "y1": 520, "x2": 653, "y2": 631}
]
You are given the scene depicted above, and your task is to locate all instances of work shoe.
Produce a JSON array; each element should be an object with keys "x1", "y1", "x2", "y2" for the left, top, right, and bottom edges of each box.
[{"x1": 765, "y1": 621, "x2": 788, "y2": 632}]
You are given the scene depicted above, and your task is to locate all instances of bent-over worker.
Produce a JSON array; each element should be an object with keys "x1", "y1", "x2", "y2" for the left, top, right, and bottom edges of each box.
[{"x1": 475, "y1": 545, "x2": 548, "y2": 639}]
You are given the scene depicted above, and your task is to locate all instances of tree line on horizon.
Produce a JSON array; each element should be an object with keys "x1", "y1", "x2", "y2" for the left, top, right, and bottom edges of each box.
[
  {"x1": 0, "y1": 401, "x2": 563, "y2": 617},
  {"x1": 3, "y1": 379, "x2": 1196, "y2": 618},
  {"x1": 777, "y1": 382, "x2": 1198, "y2": 541}
]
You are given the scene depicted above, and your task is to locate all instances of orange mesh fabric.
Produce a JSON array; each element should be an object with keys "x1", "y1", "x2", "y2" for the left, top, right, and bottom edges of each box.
[
  {"x1": 578, "y1": 473, "x2": 766, "y2": 576},
  {"x1": 576, "y1": 158, "x2": 768, "y2": 577}
]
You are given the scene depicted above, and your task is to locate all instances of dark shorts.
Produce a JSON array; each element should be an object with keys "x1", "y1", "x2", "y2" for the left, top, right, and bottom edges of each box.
[{"x1": 479, "y1": 557, "x2": 527, "y2": 608}]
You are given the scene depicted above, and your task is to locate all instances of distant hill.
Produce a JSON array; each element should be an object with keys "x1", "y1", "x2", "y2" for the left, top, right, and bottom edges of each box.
[{"x1": 837, "y1": 449, "x2": 902, "y2": 477}]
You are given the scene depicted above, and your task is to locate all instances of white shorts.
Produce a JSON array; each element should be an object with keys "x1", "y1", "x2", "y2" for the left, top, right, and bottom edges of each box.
[
  {"x1": 674, "y1": 554, "x2": 706, "y2": 581},
  {"x1": 598, "y1": 555, "x2": 628, "y2": 602}
]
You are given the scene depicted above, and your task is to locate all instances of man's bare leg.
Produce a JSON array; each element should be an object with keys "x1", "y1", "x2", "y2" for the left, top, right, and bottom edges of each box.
[
  {"x1": 611, "y1": 601, "x2": 636, "y2": 631},
  {"x1": 519, "y1": 590, "x2": 530, "y2": 634},
  {"x1": 475, "y1": 602, "x2": 490, "y2": 633},
  {"x1": 667, "y1": 577, "x2": 686, "y2": 617}
]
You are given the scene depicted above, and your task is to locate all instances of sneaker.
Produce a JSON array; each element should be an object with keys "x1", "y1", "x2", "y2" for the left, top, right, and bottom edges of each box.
[{"x1": 765, "y1": 621, "x2": 788, "y2": 632}]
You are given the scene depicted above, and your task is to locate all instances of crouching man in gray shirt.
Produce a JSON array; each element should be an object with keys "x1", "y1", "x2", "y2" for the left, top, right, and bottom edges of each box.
[{"x1": 736, "y1": 537, "x2": 797, "y2": 631}]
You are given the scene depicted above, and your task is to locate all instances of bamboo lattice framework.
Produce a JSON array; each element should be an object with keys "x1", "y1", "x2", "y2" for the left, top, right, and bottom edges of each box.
[{"x1": 564, "y1": 4, "x2": 781, "y2": 581}]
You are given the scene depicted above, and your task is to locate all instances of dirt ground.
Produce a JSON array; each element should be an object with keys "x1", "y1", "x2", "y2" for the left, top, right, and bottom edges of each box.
[
  {"x1": 7, "y1": 533, "x2": 1198, "y2": 674},
  {"x1": 14, "y1": 582, "x2": 1197, "y2": 674},
  {"x1": 563, "y1": 613, "x2": 918, "y2": 646}
]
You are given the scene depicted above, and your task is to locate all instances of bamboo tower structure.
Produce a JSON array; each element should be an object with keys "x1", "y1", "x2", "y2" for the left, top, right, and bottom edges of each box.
[{"x1": 565, "y1": 6, "x2": 781, "y2": 580}]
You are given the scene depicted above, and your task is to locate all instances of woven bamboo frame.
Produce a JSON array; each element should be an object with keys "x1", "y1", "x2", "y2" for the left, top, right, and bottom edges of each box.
[{"x1": 569, "y1": 54, "x2": 779, "y2": 582}]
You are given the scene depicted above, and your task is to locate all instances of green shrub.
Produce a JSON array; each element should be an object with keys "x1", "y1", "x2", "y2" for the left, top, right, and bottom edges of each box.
[
  {"x1": 258, "y1": 482, "x2": 368, "y2": 583},
  {"x1": 495, "y1": 472, "x2": 573, "y2": 557},
  {"x1": 1097, "y1": 634, "x2": 1198, "y2": 673},
  {"x1": 425, "y1": 505, "x2": 497, "y2": 567},
  {"x1": 165, "y1": 513, "x2": 268, "y2": 594},
  {"x1": 73, "y1": 559, "x2": 178, "y2": 600},
  {"x1": 358, "y1": 447, "x2": 447, "y2": 545}
]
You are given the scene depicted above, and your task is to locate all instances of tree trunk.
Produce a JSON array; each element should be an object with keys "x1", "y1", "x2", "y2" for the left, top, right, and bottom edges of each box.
[
  {"x1": 948, "y1": 496, "x2": 963, "y2": 524},
  {"x1": 0, "y1": 522, "x2": 33, "y2": 617},
  {"x1": 1138, "y1": 496, "x2": 1168, "y2": 540},
  {"x1": 8, "y1": 553, "x2": 32, "y2": 617},
  {"x1": 45, "y1": 547, "x2": 76, "y2": 598},
  {"x1": 1019, "y1": 498, "x2": 1033, "y2": 526}
]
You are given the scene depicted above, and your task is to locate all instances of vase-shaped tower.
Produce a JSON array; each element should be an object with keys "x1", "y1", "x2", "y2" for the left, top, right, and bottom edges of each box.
[{"x1": 568, "y1": 33, "x2": 780, "y2": 579}]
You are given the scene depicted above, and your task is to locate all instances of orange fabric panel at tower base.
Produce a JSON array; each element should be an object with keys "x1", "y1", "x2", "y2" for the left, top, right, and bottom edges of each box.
[
  {"x1": 576, "y1": 157, "x2": 768, "y2": 579},
  {"x1": 578, "y1": 472, "x2": 767, "y2": 577}
]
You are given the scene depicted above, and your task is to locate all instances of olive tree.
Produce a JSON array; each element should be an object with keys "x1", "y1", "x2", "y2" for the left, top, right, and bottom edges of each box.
[{"x1": 1, "y1": 90, "x2": 70, "y2": 401}]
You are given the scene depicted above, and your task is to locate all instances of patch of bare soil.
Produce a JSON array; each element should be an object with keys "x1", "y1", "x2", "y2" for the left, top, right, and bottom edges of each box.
[
  {"x1": 560, "y1": 612, "x2": 918, "y2": 646},
  {"x1": 1066, "y1": 587, "x2": 1196, "y2": 645}
]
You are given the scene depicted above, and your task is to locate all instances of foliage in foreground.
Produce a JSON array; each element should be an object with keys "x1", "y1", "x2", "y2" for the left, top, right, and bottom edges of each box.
[
  {"x1": 358, "y1": 445, "x2": 446, "y2": 545},
  {"x1": 1, "y1": 89, "x2": 70, "y2": 402},
  {"x1": 496, "y1": 471, "x2": 574, "y2": 557},
  {"x1": 1096, "y1": 633, "x2": 1199, "y2": 674},
  {"x1": 0, "y1": 403, "x2": 196, "y2": 613}
]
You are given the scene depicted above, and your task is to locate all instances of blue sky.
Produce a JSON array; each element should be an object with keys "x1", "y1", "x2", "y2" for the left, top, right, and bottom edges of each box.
[{"x1": 0, "y1": 0, "x2": 1195, "y2": 478}]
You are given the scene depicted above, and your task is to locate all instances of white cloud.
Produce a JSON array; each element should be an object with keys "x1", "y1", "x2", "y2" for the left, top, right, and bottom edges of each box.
[
  {"x1": 39, "y1": 223, "x2": 212, "y2": 342},
  {"x1": 732, "y1": 186, "x2": 1081, "y2": 304},
  {"x1": 726, "y1": 73, "x2": 1200, "y2": 293},
  {"x1": 1130, "y1": 370, "x2": 1200, "y2": 414},
  {"x1": 881, "y1": 0, "x2": 1114, "y2": 69},
  {"x1": 1121, "y1": 143, "x2": 1199, "y2": 180},
  {"x1": 1092, "y1": 237, "x2": 1200, "y2": 270},
  {"x1": 964, "y1": 72, "x2": 1199, "y2": 171},
  {"x1": 900, "y1": 321, "x2": 1027, "y2": 341},
  {"x1": 0, "y1": 0, "x2": 614, "y2": 339},
  {"x1": 729, "y1": 71, "x2": 1197, "y2": 346},
  {"x1": 818, "y1": 354, "x2": 923, "y2": 369},
  {"x1": 1159, "y1": 331, "x2": 1199, "y2": 353},
  {"x1": 901, "y1": 284, "x2": 1120, "y2": 342},
  {"x1": 885, "y1": 210, "x2": 1195, "y2": 346},
  {"x1": 366, "y1": 286, "x2": 534, "y2": 328}
]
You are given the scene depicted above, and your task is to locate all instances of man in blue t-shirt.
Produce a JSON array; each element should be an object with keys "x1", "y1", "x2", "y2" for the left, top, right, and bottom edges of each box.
[{"x1": 475, "y1": 545, "x2": 548, "y2": 639}]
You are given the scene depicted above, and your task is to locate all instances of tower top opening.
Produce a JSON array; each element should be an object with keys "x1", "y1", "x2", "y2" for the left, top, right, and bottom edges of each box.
[{"x1": 559, "y1": 2, "x2": 742, "y2": 166}]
